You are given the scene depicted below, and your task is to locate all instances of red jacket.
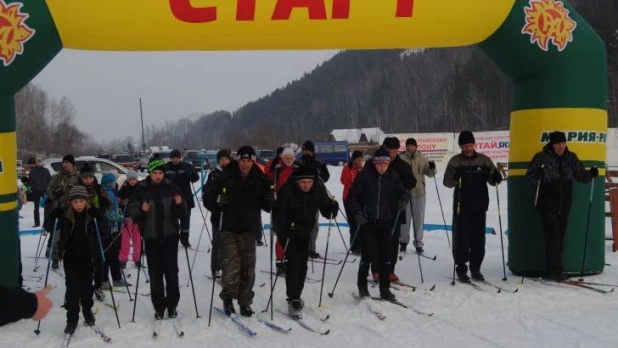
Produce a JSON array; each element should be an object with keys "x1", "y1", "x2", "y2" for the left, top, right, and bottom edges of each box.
[
  {"x1": 269, "y1": 163, "x2": 296, "y2": 192},
  {"x1": 341, "y1": 164, "x2": 361, "y2": 200}
]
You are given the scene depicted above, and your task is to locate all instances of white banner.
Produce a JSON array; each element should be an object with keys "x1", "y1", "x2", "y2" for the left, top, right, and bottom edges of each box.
[
  {"x1": 472, "y1": 131, "x2": 510, "y2": 164},
  {"x1": 383, "y1": 133, "x2": 454, "y2": 165}
]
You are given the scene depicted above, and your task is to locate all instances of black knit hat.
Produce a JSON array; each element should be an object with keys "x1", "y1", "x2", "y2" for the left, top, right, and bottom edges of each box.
[
  {"x1": 406, "y1": 138, "x2": 417, "y2": 146},
  {"x1": 80, "y1": 164, "x2": 95, "y2": 179},
  {"x1": 170, "y1": 149, "x2": 182, "y2": 159},
  {"x1": 373, "y1": 147, "x2": 390, "y2": 165},
  {"x1": 382, "y1": 137, "x2": 400, "y2": 150},
  {"x1": 237, "y1": 146, "x2": 257, "y2": 161},
  {"x1": 62, "y1": 154, "x2": 75, "y2": 166},
  {"x1": 302, "y1": 140, "x2": 315, "y2": 153},
  {"x1": 276, "y1": 147, "x2": 284, "y2": 156},
  {"x1": 294, "y1": 163, "x2": 317, "y2": 180},
  {"x1": 352, "y1": 150, "x2": 363, "y2": 160},
  {"x1": 549, "y1": 131, "x2": 567, "y2": 145},
  {"x1": 217, "y1": 149, "x2": 232, "y2": 162},
  {"x1": 458, "y1": 130, "x2": 475, "y2": 146}
]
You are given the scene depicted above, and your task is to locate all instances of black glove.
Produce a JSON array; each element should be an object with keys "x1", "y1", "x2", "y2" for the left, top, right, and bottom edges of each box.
[
  {"x1": 428, "y1": 161, "x2": 436, "y2": 171},
  {"x1": 53, "y1": 188, "x2": 64, "y2": 197},
  {"x1": 397, "y1": 199, "x2": 407, "y2": 211},
  {"x1": 492, "y1": 170, "x2": 503, "y2": 184},
  {"x1": 354, "y1": 212, "x2": 367, "y2": 226},
  {"x1": 454, "y1": 167, "x2": 465, "y2": 181},
  {"x1": 180, "y1": 231, "x2": 190, "y2": 246},
  {"x1": 327, "y1": 200, "x2": 339, "y2": 219},
  {"x1": 264, "y1": 187, "x2": 276, "y2": 204},
  {"x1": 589, "y1": 166, "x2": 599, "y2": 178},
  {"x1": 217, "y1": 190, "x2": 230, "y2": 206}
]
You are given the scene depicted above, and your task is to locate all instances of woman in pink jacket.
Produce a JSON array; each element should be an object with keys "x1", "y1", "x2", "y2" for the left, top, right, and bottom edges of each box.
[{"x1": 340, "y1": 151, "x2": 364, "y2": 252}]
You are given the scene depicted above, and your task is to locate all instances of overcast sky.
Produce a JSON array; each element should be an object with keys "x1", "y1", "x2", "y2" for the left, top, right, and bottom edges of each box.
[{"x1": 32, "y1": 49, "x2": 340, "y2": 142}]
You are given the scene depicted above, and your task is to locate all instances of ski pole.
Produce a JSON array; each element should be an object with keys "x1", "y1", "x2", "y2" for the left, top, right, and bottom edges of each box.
[
  {"x1": 118, "y1": 244, "x2": 133, "y2": 302},
  {"x1": 186, "y1": 220, "x2": 208, "y2": 287},
  {"x1": 333, "y1": 218, "x2": 349, "y2": 253},
  {"x1": 33, "y1": 228, "x2": 48, "y2": 272},
  {"x1": 32, "y1": 226, "x2": 45, "y2": 271},
  {"x1": 389, "y1": 211, "x2": 402, "y2": 238},
  {"x1": 192, "y1": 182, "x2": 212, "y2": 242},
  {"x1": 433, "y1": 170, "x2": 451, "y2": 248},
  {"x1": 262, "y1": 238, "x2": 290, "y2": 313},
  {"x1": 131, "y1": 236, "x2": 144, "y2": 323},
  {"x1": 328, "y1": 225, "x2": 361, "y2": 298},
  {"x1": 523, "y1": 165, "x2": 544, "y2": 285},
  {"x1": 208, "y1": 209, "x2": 223, "y2": 327},
  {"x1": 318, "y1": 216, "x2": 333, "y2": 308},
  {"x1": 579, "y1": 178, "x2": 595, "y2": 281},
  {"x1": 451, "y1": 177, "x2": 462, "y2": 286},
  {"x1": 318, "y1": 175, "x2": 349, "y2": 224},
  {"x1": 269, "y1": 180, "x2": 275, "y2": 321},
  {"x1": 410, "y1": 195, "x2": 424, "y2": 284},
  {"x1": 94, "y1": 219, "x2": 121, "y2": 329},
  {"x1": 496, "y1": 184, "x2": 507, "y2": 281},
  {"x1": 184, "y1": 244, "x2": 201, "y2": 318},
  {"x1": 34, "y1": 218, "x2": 58, "y2": 335}
]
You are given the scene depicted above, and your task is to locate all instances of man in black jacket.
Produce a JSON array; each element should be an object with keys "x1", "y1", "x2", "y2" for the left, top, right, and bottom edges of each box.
[
  {"x1": 444, "y1": 131, "x2": 502, "y2": 283},
  {"x1": 526, "y1": 131, "x2": 596, "y2": 281},
  {"x1": 0, "y1": 285, "x2": 52, "y2": 326},
  {"x1": 274, "y1": 163, "x2": 338, "y2": 319},
  {"x1": 129, "y1": 156, "x2": 188, "y2": 319},
  {"x1": 204, "y1": 146, "x2": 274, "y2": 317},
  {"x1": 165, "y1": 149, "x2": 200, "y2": 248},
  {"x1": 350, "y1": 147, "x2": 408, "y2": 300},
  {"x1": 202, "y1": 148, "x2": 232, "y2": 278},
  {"x1": 28, "y1": 157, "x2": 51, "y2": 227},
  {"x1": 382, "y1": 137, "x2": 416, "y2": 281},
  {"x1": 298, "y1": 140, "x2": 330, "y2": 258}
]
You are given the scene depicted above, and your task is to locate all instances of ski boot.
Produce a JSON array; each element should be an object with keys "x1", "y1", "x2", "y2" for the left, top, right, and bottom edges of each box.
[
  {"x1": 223, "y1": 299, "x2": 235, "y2": 315},
  {"x1": 239, "y1": 305, "x2": 254, "y2": 317}
]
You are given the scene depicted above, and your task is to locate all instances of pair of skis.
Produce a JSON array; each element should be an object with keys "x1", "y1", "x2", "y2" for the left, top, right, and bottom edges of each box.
[
  {"x1": 534, "y1": 278, "x2": 615, "y2": 294},
  {"x1": 456, "y1": 278, "x2": 519, "y2": 294},
  {"x1": 62, "y1": 323, "x2": 111, "y2": 347},
  {"x1": 399, "y1": 251, "x2": 437, "y2": 261},
  {"x1": 152, "y1": 317, "x2": 185, "y2": 338},
  {"x1": 214, "y1": 307, "x2": 292, "y2": 336}
]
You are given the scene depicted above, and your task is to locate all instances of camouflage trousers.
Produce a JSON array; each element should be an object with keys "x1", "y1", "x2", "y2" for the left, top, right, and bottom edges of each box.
[{"x1": 218, "y1": 231, "x2": 256, "y2": 306}]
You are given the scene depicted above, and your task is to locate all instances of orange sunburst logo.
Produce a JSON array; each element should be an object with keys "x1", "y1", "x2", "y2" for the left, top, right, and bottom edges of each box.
[
  {"x1": 521, "y1": 0, "x2": 577, "y2": 52},
  {"x1": 0, "y1": 0, "x2": 35, "y2": 67}
]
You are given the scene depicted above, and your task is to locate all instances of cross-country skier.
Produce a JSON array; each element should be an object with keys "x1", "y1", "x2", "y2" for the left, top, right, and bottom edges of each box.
[
  {"x1": 204, "y1": 146, "x2": 274, "y2": 317},
  {"x1": 349, "y1": 147, "x2": 408, "y2": 300},
  {"x1": 48, "y1": 185, "x2": 107, "y2": 334},
  {"x1": 341, "y1": 150, "x2": 364, "y2": 253},
  {"x1": 129, "y1": 155, "x2": 188, "y2": 319},
  {"x1": 525, "y1": 131, "x2": 597, "y2": 281},
  {"x1": 274, "y1": 163, "x2": 338, "y2": 318},
  {"x1": 118, "y1": 170, "x2": 141, "y2": 268},
  {"x1": 165, "y1": 149, "x2": 200, "y2": 248},
  {"x1": 444, "y1": 130, "x2": 502, "y2": 282}
]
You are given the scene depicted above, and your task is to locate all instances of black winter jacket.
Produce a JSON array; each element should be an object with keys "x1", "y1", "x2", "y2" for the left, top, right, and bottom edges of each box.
[
  {"x1": 203, "y1": 161, "x2": 272, "y2": 234},
  {"x1": 128, "y1": 177, "x2": 188, "y2": 240},
  {"x1": 298, "y1": 155, "x2": 330, "y2": 183},
  {"x1": 349, "y1": 164, "x2": 408, "y2": 224},
  {"x1": 28, "y1": 167, "x2": 51, "y2": 192},
  {"x1": 525, "y1": 144, "x2": 592, "y2": 213},
  {"x1": 274, "y1": 179, "x2": 332, "y2": 240},
  {"x1": 48, "y1": 206, "x2": 108, "y2": 262},
  {"x1": 203, "y1": 167, "x2": 224, "y2": 227},
  {"x1": 0, "y1": 286, "x2": 37, "y2": 326},
  {"x1": 165, "y1": 161, "x2": 200, "y2": 209},
  {"x1": 443, "y1": 151, "x2": 501, "y2": 214}
]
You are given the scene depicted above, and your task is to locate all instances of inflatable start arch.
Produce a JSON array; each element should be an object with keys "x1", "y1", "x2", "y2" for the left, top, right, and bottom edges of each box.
[{"x1": 0, "y1": 0, "x2": 607, "y2": 285}]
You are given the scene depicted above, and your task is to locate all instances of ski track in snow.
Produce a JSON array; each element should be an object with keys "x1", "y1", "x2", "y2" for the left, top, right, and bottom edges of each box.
[{"x1": 6, "y1": 167, "x2": 618, "y2": 348}]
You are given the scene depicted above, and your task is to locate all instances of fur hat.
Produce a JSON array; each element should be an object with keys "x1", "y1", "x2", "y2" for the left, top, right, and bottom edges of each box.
[
  {"x1": 62, "y1": 154, "x2": 75, "y2": 166},
  {"x1": 373, "y1": 147, "x2": 391, "y2": 165},
  {"x1": 236, "y1": 146, "x2": 256, "y2": 161},
  {"x1": 302, "y1": 140, "x2": 315, "y2": 153},
  {"x1": 382, "y1": 137, "x2": 400, "y2": 150},
  {"x1": 80, "y1": 164, "x2": 95, "y2": 179},
  {"x1": 549, "y1": 131, "x2": 567, "y2": 145},
  {"x1": 282, "y1": 148, "x2": 295, "y2": 158},
  {"x1": 69, "y1": 185, "x2": 89, "y2": 201},
  {"x1": 458, "y1": 130, "x2": 475, "y2": 146}
]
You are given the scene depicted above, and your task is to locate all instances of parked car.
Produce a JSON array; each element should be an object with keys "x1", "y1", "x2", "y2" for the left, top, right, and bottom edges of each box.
[
  {"x1": 137, "y1": 152, "x2": 150, "y2": 172},
  {"x1": 255, "y1": 149, "x2": 275, "y2": 166},
  {"x1": 155, "y1": 151, "x2": 171, "y2": 163},
  {"x1": 111, "y1": 153, "x2": 137, "y2": 170},
  {"x1": 182, "y1": 150, "x2": 205, "y2": 170},
  {"x1": 44, "y1": 156, "x2": 147, "y2": 187}
]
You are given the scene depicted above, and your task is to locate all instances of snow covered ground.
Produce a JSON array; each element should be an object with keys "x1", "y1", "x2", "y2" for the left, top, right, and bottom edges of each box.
[{"x1": 4, "y1": 165, "x2": 618, "y2": 348}]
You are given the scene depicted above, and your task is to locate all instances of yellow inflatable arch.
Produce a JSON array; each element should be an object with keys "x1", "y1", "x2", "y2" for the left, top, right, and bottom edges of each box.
[{"x1": 0, "y1": 0, "x2": 607, "y2": 285}]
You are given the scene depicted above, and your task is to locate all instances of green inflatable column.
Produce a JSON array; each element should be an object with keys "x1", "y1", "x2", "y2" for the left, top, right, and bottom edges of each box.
[
  {"x1": 0, "y1": 0, "x2": 63, "y2": 286},
  {"x1": 478, "y1": 0, "x2": 607, "y2": 275}
]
